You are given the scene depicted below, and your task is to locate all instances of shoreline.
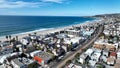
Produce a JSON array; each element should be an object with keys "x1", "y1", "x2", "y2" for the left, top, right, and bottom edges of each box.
[{"x1": 0, "y1": 18, "x2": 102, "y2": 42}]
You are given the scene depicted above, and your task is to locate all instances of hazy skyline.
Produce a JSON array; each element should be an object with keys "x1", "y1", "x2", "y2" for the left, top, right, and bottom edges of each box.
[{"x1": 0, "y1": 0, "x2": 120, "y2": 16}]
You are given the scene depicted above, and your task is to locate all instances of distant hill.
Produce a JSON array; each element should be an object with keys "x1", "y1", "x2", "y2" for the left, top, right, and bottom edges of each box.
[{"x1": 93, "y1": 13, "x2": 120, "y2": 17}]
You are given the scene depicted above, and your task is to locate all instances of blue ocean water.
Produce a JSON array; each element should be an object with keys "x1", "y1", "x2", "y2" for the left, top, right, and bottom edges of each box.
[{"x1": 0, "y1": 16, "x2": 94, "y2": 36}]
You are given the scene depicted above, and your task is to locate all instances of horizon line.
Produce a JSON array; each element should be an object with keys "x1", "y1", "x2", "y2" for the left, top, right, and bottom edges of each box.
[{"x1": 0, "y1": 13, "x2": 120, "y2": 17}]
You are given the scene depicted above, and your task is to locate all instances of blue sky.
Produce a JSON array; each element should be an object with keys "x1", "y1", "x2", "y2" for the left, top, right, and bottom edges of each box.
[{"x1": 0, "y1": 0, "x2": 120, "y2": 16}]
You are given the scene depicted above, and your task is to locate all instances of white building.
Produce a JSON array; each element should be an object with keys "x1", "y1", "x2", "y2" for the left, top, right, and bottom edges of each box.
[
  {"x1": 30, "y1": 50, "x2": 41, "y2": 57},
  {"x1": 103, "y1": 30, "x2": 110, "y2": 36},
  {"x1": 61, "y1": 45, "x2": 68, "y2": 52},
  {"x1": 117, "y1": 49, "x2": 120, "y2": 58},
  {"x1": 67, "y1": 63, "x2": 84, "y2": 68},
  {"x1": 89, "y1": 60, "x2": 97, "y2": 67},
  {"x1": 85, "y1": 48, "x2": 94, "y2": 56},
  {"x1": 82, "y1": 30, "x2": 94, "y2": 36},
  {"x1": 103, "y1": 50, "x2": 109, "y2": 57},
  {"x1": 65, "y1": 29, "x2": 81, "y2": 37},
  {"x1": 64, "y1": 37, "x2": 80, "y2": 45},
  {"x1": 20, "y1": 39, "x2": 28, "y2": 45},
  {"x1": 78, "y1": 53, "x2": 88, "y2": 64},
  {"x1": 107, "y1": 57, "x2": 115, "y2": 65},
  {"x1": 114, "y1": 43, "x2": 119, "y2": 49},
  {"x1": 90, "y1": 52, "x2": 101, "y2": 62}
]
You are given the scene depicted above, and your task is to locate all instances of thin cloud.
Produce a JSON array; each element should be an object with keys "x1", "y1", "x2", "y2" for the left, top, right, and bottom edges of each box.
[
  {"x1": 0, "y1": 0, "x2": 45, "y2": 9},
  {"x1": 0, "y1": 1, "x2": 40, "y2": 8},
  {"x1": 0, "y1": 0, "x2": 68, "y2": 9},
  {"x1": 41, "y1": 0, "x2": 65, "y2": 3}
]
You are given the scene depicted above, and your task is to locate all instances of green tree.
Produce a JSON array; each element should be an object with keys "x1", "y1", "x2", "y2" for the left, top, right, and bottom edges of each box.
[
  {"x1": 28, "y1": 62, "x2": 38, "y2": 68},
  {"x1": 114, "y1": 35, "x2": 119, "y2": 41},
  {"x1": 75, "y1": 53, "x2": 80, "y2": 58},
  {"x1": 66, "y1": 60, "x2": 72, "y2": 65},
  {"x1": 97, "y1": 65, "x2": 103, "y2": 68}
]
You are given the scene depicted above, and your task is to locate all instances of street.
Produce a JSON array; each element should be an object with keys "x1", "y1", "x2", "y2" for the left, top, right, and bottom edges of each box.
[{"x1": 50, "y1": 25, "x2": 104, "y2": 68}]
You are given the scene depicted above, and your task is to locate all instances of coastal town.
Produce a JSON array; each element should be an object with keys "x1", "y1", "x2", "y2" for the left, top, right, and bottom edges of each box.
[{"x1": 0, "y1": 14, "x2": 120, "y2": 68}]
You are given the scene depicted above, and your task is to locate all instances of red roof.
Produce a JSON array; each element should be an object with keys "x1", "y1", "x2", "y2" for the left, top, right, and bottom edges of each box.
[
  {"x1": 34, "y1": 56, "x2": 42, "y2": 63},
  {"x1": 110, "y1": 52, "x2": 117, "y2": 57}
]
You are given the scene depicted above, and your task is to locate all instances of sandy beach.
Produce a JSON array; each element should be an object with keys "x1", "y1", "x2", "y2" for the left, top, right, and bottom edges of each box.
[{"x1": 0, "y1": 19, "x2": 102, "y2": 42}]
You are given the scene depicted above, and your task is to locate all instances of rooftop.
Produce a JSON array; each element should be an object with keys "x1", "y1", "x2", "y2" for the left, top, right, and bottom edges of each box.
[
  {"x1": 12, "y1": 58, "x2": 34, "y2": 66},
  {"x1": 80, "y1": 53, "x2": 88, "y2": 59},
  {"x1": 110, "y1": 52, "x2": 117, "y2": 57},
  {"x1": 12, "y1": 58, "x2": 24, "y2": 66},
  {"x1": 107, "y1": 57, "x2": 115, "y2": 63},
  {"x1": 31, "y1": 51, "x2": 53, "y2": 61},
  {"x1": 67, "y1": 63, "x2": 85, "y2": 68},
  {"x1": 85, "y1": 48, "x2": 94, "y2": 56},
  {"x1": 36, "y1": 51, "x2": 53, "y2": 61},
  {"x1": 89, "y1": 60, "x2": 97, "y2": 66},
  {"x1": 65, "y1": 29, "x2": 80, "y2": 33}
]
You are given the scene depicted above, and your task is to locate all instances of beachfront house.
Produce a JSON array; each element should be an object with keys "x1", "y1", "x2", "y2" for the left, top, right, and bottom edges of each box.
[
  {"x1": 56, "y1": 34, "x2": 69, "y2": 39},
  {"x1": 0, "y1": 41, "x2": 13, "y2": 53},
  {"x1": 64, "y1": 29, "x2": 81, "y2": 37},
  {"x1": 0, "y1": 41, "x2": 11, "y2": 48}
]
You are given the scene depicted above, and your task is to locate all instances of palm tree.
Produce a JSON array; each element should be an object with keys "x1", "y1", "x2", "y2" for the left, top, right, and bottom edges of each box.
[
  {"x1": 28, "y1": 34, "x2": 31, "y2": 36},
  {"x1": 6, "y1": 35, "x2": 8, "y2": 40},
  {"x1": 16, "y1": 36, "x2": 18, "y2": 41},
  {"x1": 68, "y1": 42, "x2": 73, "y2": 51},
  {"x1": 8, "y1": 35, "x2": 11, "y2": 40},
  {"x1": 34, "y1": 32, "x2": 37, "y2": 35}
]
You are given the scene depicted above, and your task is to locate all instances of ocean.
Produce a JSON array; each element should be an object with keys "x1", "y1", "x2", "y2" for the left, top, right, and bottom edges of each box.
[{"x1": 0, "y1": 16, "x2": 94, "y2": 36}]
